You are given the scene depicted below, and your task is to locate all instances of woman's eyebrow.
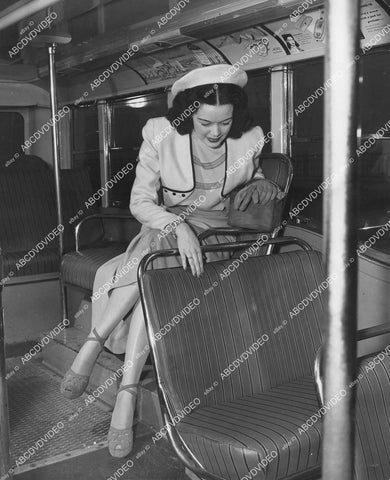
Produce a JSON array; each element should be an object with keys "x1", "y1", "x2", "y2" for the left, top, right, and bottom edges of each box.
[{"x1": 198, "y1": 116, "x2": 233, "y2": 122}]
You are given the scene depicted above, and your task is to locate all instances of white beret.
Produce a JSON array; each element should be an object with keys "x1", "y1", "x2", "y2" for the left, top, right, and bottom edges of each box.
[{"x1": 171, "y1": 64, "x2": 248, "y2": 98}]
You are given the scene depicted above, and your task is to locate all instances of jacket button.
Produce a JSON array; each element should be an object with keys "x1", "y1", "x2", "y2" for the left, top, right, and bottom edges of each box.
[
  {"x1": 181, "y1": 194, "x2": 185, "y2": 197},
  {"x1": 163, "y1": 189, "x2": 167, "y2": 193},
  {"x1": 173, "y1": 192, "x2": 176, "y2": 196}
]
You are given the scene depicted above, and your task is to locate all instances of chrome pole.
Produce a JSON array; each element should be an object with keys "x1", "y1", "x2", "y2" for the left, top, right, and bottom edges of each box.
[
  {"x1": 322, "y1": 0, "x2": 360, "y2": 479},
  {"x1": 48, "y1": 43, "x2": 64, "y2": 255},
  {"x1": 0, "y1": 252, "x2": 11, "y2": 480}
]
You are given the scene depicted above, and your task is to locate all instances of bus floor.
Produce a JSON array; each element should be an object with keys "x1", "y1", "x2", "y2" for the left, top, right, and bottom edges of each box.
[
  {"x1": 4, "y1": 355, "x2": 186, "y2": 480},
  {"x1": 13, "y1": 427, "x2": 186, "y2": 480}
]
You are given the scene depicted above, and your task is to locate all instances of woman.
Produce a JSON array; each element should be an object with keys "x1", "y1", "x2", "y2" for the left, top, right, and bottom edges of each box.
[{"x1": 60, "y1": 64, "x2": 279, "y2": 458}]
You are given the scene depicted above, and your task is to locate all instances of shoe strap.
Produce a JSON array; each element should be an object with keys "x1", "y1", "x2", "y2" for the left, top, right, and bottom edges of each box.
[
  {"x1": 118, "y1": 383, "x2": 138, "y2": 398},
  {"x1": 86, "y1": 327, "x2": 106, "y2": 347}
]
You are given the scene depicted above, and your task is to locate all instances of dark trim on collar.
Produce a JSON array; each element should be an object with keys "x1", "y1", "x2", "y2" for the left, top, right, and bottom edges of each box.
[{"x1": 220, "y1": 141, "x2": 229, "y2": 197}]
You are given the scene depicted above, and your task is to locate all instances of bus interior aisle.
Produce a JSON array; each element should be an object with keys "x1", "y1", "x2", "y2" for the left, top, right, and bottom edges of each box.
[
  {"x1": 4, "y1": 355, "x2": 185, "y2": 480},
  {"x1": 1, "y1": 0, "x2": 390, "y2": 479}
]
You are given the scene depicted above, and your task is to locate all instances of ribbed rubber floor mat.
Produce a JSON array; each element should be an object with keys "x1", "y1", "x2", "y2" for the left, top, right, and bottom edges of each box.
[{"x1": 6, "y1": 358, "x2": 111, "y2": 469}]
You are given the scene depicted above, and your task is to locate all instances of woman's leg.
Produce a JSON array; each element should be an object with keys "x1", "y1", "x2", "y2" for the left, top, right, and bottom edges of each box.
[
  {"x1": 69, "y1": 284, "x2": 139, "y2": 377},
  {"x1": 108, "y1": 300, "x2": 149, "y2": 456}
]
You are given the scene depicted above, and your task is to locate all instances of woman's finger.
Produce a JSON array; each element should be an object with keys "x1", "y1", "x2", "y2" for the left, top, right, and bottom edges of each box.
[
  {"x1": 260, "y1": 189, "x2": 273, "y2": 205},
  {"x1": 234, "y1": 186, "x2": 252, "y2": 210},
  {"x1": 239, "y1": 190, "x2": 254, "y2": 210},
  {"x1": 188, "y1": 256, "x2": 197, "y2": 276},
  {"x1": 180, "y1": 251, "x2": 187, "y2": 271},
  {"x1": 252, "y1": 188, "x2": 260, "y2": 204},
  {"x1": 197, "y1": 251, "x2": 204, "y2": 275},
  {"x1": 193, "y1": 251, "x2": 203, "y2": 276},
  {"x1": 233, "y1": 188, "x2": 246, "y2": 209},
  {"x1": 190, "y1": 252, "x2": 202, "y2": 277}
]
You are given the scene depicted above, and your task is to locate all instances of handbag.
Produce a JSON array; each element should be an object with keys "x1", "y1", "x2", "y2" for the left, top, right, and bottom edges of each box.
[{"x1": 228, "y1": 180, "x2": 285, "y2": 231}]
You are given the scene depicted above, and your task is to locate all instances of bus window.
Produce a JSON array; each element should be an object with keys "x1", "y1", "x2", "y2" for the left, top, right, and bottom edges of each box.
[
  {"x1": 246, "y1": 69, "x2": 271, "y2": 153},
  {"x1": 0, "y1": 111, "x2": 24, "y2": 164},
  {"x1": 358, "y1": 50, "x2": 390, "y2": 256},
  {"x1": 291, "y1": 59, "x2": 324, "y2": 231},
  {"x1": 108, "y1": 91, "x2": 167, "y2": 209},
  {"x1": 71, "y1": 104, "x2": 100, "y2": 194},
  {"x1": 360, "y1": 51, "x2": 390, "y2": 138},
  {"x1": 290, "y1": 52, "x2": 390, "y2": 258}
]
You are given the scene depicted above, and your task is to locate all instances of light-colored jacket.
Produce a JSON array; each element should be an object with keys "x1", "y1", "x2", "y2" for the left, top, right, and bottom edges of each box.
[{"x1": 130, "y1": 117, "x2": 265, "y2": 230}]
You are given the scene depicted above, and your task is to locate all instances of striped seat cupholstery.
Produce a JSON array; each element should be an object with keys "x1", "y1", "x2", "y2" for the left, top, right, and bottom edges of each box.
[
  {"x1": 61, "y1": 243, "x2": 128, "y2": 291},
  {"x1": 141, "y1": 250, "x2": 326, "y2": 479},
  {"x1": 354, "y1": 354, "x2": 390, "y2": 480},
  {"x1": 177, "y1": 376, "x2": 321, "y2": 480}
]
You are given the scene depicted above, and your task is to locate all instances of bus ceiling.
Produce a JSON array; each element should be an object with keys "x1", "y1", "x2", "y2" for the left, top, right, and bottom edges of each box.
[
  {"x1": 0, "y1": 0, "x2": 60, "y2": 31},
  {"x1": 0, "y1": 0, "x2": 324, "y2": 78},
  {"x1": 0, "y1": 0, "x2": 389, "y2": 85}
]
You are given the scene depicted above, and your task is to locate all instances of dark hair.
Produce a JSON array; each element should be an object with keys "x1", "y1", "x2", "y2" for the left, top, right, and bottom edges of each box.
[
  {"x1": 166, "y1": 83, "x2": 253, "y2": 138},
  {"x1": 282, "y1": 34, "x2": 300, "y2": 48}
]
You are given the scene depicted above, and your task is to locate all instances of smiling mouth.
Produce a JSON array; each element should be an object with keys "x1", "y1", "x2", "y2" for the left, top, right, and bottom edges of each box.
[{"x1": 207, "y1": 137, "x2": 221, "y2": 142}]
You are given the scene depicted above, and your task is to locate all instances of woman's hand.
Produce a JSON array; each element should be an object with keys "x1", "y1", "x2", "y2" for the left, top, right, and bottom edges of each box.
[
  {"x1": 176, "y1": 222, "x2": 203, "y2": 277},
  {"x1": 233, "y1": 179, "x2": 283, "y2": 211}
]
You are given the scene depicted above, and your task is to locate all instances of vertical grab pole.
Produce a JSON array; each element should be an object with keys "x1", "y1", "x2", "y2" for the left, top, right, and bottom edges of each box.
[
  {"x1": 48, "y1": 42, "x2": 67, "y2": 322},
  {"x1": 48, "y1": 43, "x2": 63, "y2": 255},
  {"x1": 322, "y1": 1, "x2": 360, "y2": 479},
  {"x1": 0, "y1": 252, "x2": 12, "y2": 480}
]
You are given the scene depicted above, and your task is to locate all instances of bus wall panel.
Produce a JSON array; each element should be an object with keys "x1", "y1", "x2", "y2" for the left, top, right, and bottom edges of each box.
[
  {"x1": 3, "y1": 279, "x2": 61, "y2": 346},
  {"x1": 0, "y1": 83, "x2": 49, "y2": 108},
  {"x1": 285, "y1": 225, "x2": 390, "y2": 356},
  {"x1": 0, "y1": 83, "x2": 56, "y2": 167}
]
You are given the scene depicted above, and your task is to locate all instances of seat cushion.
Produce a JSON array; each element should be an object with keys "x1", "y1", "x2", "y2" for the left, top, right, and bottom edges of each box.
[
  {"x1": 61, "y1": 242, "x2": 128, "y2": 291},
  {"x1": 177, "y1": 377, "x2": 321, "y2": 480}
]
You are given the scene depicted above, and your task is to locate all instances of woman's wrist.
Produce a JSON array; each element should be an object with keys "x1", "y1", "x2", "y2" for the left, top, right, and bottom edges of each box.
[{"x1": 175, "y1": 221, "x2": 187, "y2": 235}]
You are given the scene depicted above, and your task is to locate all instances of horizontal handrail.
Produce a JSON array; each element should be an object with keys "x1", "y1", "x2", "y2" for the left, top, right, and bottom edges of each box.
[
  {"x1": 74, "y1": 213, "x2": 133, "y2": 253},
  {"x1": 139, "y1": 236, "x2": 312, "y2": 276}
]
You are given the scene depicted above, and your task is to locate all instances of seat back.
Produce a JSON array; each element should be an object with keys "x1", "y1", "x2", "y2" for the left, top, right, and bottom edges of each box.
[
  {"x1": 60, "y1": 168, "x2": 102, "y2": 251},
  {"x1": 259, "y1": 153, "x2": 293, "y2": 194},
  {"x1": 140, "y1": 249, "x2": 326, "y2": 415},
  {"x1": 0, "y1": 169, "x2": 58, "y2": 252}
]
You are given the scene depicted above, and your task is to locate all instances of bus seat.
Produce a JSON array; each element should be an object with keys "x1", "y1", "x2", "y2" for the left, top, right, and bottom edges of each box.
[
  {"x1": 60, "y1": 168, "x2": 103, "y2": 252},
  {"x1": 198, "y1": 153, "x2": 294, "y2": 256},
  {"x1": 354, "y1": 354, "x2": 390, "y2": 480},
  {"x1": 61, "y1": 243, "x2": 128, "y2": 291},
  {"x1": 0, "y1": 169, "x2": 59, "y2": 278},
  {"x1": 61, "y1": 214, "x2": 141, "y2": 318},
  {"x1": 0, "y1": 166, "x2": 102, "y2": 280},
  {"x1": 315, "y1": 326, "x2": 390, "y2": 480},
  {"x1": 138, "y1": 240, "x2": 325, "y2": 480}
]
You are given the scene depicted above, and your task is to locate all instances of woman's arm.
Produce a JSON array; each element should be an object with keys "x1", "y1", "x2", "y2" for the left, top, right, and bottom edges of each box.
[
  {"x1": 130, "y1": 119, "x2": 181, "y2": 231},
  {"x1": 131, "y1": 119, "x2": 203, "y2": 276}
]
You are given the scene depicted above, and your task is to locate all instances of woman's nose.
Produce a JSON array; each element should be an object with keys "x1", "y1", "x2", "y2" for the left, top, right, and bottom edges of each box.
[{"x1": 210, "y1": 124, "x2": 221, "y2": 137}]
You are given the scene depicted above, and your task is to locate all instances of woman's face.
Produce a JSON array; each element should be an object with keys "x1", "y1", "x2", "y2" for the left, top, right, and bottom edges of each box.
[
  {"x1": 192, "y1": 103, "x2": 233, "y2": 148},
  {"x1": 287, "y1": 36, "x2": 296, "y2": 46}
]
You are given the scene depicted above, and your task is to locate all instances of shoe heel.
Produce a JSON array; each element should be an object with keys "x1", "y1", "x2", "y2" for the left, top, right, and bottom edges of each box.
[{"x1": 108, "y1": 384, "x2": 138, "y2": 458}]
